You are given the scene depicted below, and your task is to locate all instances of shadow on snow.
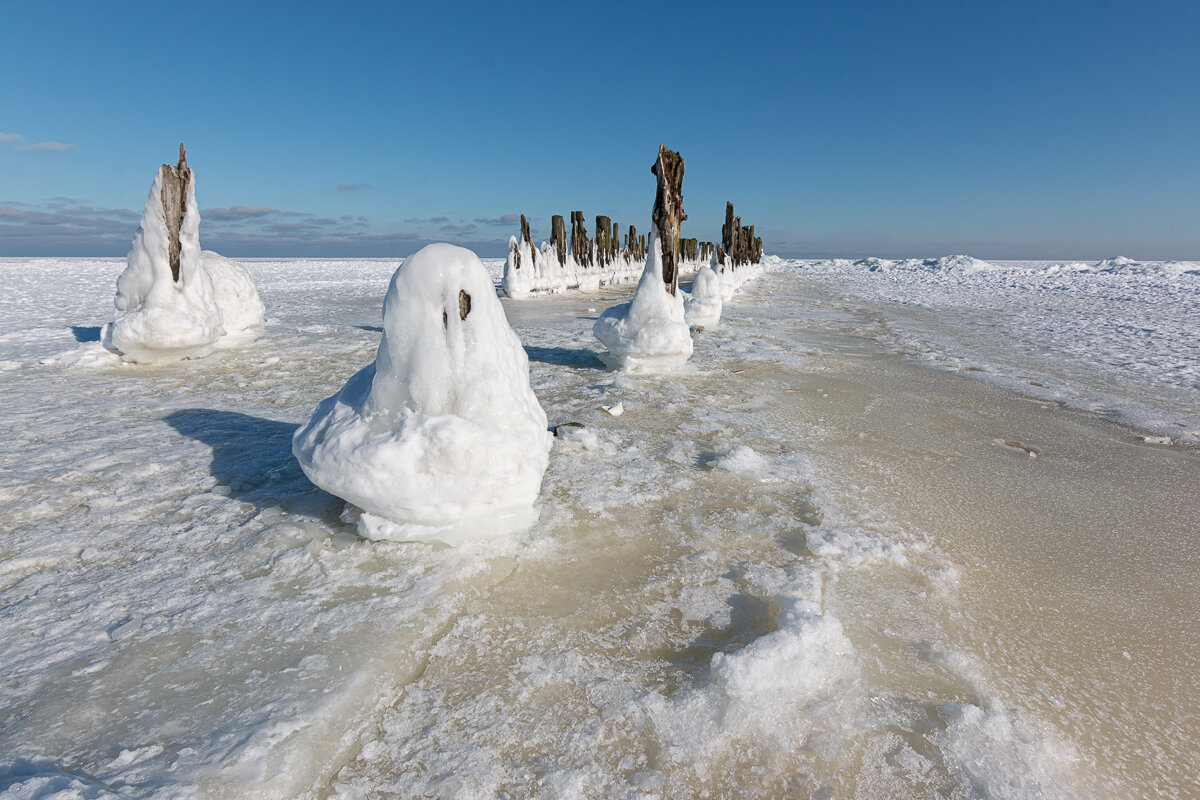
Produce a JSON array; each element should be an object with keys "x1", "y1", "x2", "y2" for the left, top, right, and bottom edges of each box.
[
  {"x1": 164, "y1": 408, "x2": 342, "y2": 522},
  {"x1": 524, "y1": 345, "x2": 606, "y2": 370},
  {"x1": 70, "y1": 325, "x2": 101, "y2": 342}
]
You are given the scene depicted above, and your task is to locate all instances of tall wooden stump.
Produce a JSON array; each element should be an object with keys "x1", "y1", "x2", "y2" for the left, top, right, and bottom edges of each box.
[
  {"x1": 596, "y1": 215, "x2": 612, "y2": 267},
  {"x1": 160, "y1": 143, "x2": 192, "y2": 283},
  {"x1": 651, "y1": 144, "x2": 686, "y2": 296},
  {"x1": 570, "y1": 211, "x2": 592, "y2": 267},
  {"x1": 550, "y1": 215, "x2": 567, "y2": 266}
]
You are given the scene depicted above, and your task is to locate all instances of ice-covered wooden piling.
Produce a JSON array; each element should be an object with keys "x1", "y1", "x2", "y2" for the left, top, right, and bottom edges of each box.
[
  {"x1": 591, "y1": 143, "x2": 693, "y2": 370},
  {"x1": 102, "y1": 144, "x2": 264, "y2": 361}
]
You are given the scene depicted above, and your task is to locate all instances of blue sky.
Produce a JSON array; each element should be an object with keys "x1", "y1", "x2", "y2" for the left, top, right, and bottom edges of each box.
[{"x1": 2, "y1": 0, "x2": 1198, "y2": 259}]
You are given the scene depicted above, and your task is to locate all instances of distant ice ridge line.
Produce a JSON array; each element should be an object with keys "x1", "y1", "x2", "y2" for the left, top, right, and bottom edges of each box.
[{"x1": 799, "y1": 254, "x2": 1200, "y2": 276}]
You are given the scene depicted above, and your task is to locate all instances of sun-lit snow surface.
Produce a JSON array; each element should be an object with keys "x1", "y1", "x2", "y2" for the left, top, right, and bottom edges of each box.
[
  {"x1": 683, "y1": 262, "x2": 723, "y2": 327},
  {"x1": 592, "y1": 231, "x2": 694, "y2": 371},
  {"x1": 293, "y1": 244, "x2": 551, "y2": 544},
  {"x1": 1, "y1": 254, "x2": 1197, "y2": 799},
  {"x1": 101, "y1": 168, "x2": 223, "y2": 362},
  {"x1": 797, "y1": 254, "x2": 1200, "y2": 443}
]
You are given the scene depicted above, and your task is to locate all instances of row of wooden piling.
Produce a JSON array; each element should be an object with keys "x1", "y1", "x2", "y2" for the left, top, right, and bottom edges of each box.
[{"x1": 510, "y1": 148, "x2": 763, "y2": 286}]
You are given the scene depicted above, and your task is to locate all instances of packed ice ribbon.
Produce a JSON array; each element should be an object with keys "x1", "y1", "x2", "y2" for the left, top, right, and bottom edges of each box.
[
  {"x1": 292, "y1": 243, "x2": 552, "y2": 544},
  {"x1": 684, "y1": 263, "x2": 723, "y2": 327},
  {"x1": 593, "y1": 230, "x2": 693, "y2": 371},
  {"x1": 102, "y1": 163, "x2": 223, "y2": 362}
]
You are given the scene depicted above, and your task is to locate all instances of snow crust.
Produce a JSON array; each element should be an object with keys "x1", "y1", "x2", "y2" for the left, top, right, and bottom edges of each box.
[
  {"x1": 102, "y1": 168, "x2": 223, "y2": 362},
  {"x1": 683, "y1": 263, "x2": 723, "y2": 327},
  {"x1": 592, "y1": 230, "x2": 693, "y2": 371},
  {"x1": 293, "y1": 244, "x2": 551, "y2": 543}
]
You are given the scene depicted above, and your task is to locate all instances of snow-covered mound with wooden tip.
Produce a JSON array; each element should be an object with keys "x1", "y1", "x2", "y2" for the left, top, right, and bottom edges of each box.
[
  {"x1": 293, "y1": 243, "x2": 552, "y2": 544},
  {"x1": 102, "y1": 160, "x2": 223, "y2": 362},
  {"x1": 593, "y1": 230, "x2": 693, "y2": 372}
]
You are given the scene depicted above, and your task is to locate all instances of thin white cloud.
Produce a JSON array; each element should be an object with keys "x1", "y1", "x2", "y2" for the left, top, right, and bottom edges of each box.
[{"x1": 1, "y1": 132, "x2": 78, "y2": 152}]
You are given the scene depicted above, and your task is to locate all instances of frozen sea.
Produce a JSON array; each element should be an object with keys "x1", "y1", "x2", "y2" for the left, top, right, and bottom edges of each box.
[{"x1": 0, "y1": 255, "x2": 1197, "y2": 799}]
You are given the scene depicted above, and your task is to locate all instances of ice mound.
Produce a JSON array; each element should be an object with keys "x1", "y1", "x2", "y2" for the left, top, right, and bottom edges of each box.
[
  {"x1": 647, "y1": 567, "x2": 863, "y2": 756},
  {"x1": 1094, "y1": 255, "x2": 1142, "y2": 271},
  {"x1": 854, "y1": 256, "x2": 894, "y2": 271},
  {"x1": 897, "y1": 254, "x2": 998, "y2": 273},
  {"x1": 102, "y1": 155, "x2": 223, "y2": 362},
  {"x1": 202, "y1": 251, "x2": 265, "y2": 346},
  {"x1": 292, "y1": 243, "x2": 552, "y2": 544},
  {"x1": 683, "y1": 263, "x2": 722, "y2": 327},
  {"x1": 593, "y1": 230, "x2": 693, "y2": 372}
]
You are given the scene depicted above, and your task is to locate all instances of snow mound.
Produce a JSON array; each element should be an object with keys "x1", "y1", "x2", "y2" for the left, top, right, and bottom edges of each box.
[
  {"x1": 293, "y1": 244, "x2": 552, "y2": 544},
  {"x1": 102, "y1": 165, "x2": 223, "y2": 362},
  {"x1": 683, "y1": 264, "x2": 723, "y2": 327},
  {"x1": 593, "y1": 230, "x2": 693, "y2": 372},
  {"x1": 202, "y1": 251, "x2": 265, "y2": 346}
]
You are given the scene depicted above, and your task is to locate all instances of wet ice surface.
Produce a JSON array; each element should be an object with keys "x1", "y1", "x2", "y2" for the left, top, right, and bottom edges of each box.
[
  {"x1": 1, "y1": 257, "x2": 1197, "y2": 799},
  {"x1": 794, "y1": 258, "x2": 1200, "y2": 444}
]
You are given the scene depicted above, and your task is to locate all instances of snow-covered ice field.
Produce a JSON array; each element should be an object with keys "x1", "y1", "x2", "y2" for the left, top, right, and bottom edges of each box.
[{"x1": 1, "y1": 255, "x2": 1197, "y2": 798}]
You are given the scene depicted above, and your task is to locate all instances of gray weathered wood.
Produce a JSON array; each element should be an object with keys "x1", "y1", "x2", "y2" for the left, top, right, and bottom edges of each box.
[{"x1": 160, "y1": 143, "x2": 192, "y2": 283}]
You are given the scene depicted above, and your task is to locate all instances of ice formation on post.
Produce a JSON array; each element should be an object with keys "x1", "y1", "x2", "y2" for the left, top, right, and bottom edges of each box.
[
  {"x1": 103, "y1": 145, "x2": 223, "y2": 362},
  {"x1": 292, "y1": 243, "x2": 552, "y2": 544},
  {"x1": 684, "y1": 262, "x2": 723, "y2": 327},
  {"x1": 102, "y1": 145, "x2": 265, "y2": 361},
  {"x1": 592, "y1": 145, "x2": 693, "y2": 371}
]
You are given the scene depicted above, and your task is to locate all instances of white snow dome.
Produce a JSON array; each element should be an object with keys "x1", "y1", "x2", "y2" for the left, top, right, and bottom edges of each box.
[
  {"x1": 202, "y1": 250, "x2": 265, "y2": 346},
  {"x1": 593, "y1": 229, "x2": 693, "y2": 372},
  {"x1": 684, "y1": 262, "x2": 723, "y2": 328},
  {"x1": 293, "y1": 243, "x2": 552, "y2": 544},
  {"x1": 103, "y1": 154, "x2": 223, "y2": 362}
]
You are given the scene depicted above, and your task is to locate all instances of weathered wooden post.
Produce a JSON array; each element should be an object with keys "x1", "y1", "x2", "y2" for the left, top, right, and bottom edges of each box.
[
  {"x1": 610, "y1": 221, "x2": 619, "y2": 263},
  {"x1": 550, "y1": 215, "x2": 566, "y2": 266},
  {"x1": 161, "y1": 143, "x2": 192, "y2": 282},
  {"x1": 596, "y1": 215, "x2": 612, "y2": 267},
  {"x1": 521, "y1": 214, "x2": 535, "y2": 262},
  {"x1": 651, "y1": 144, "x2": 686, "y2": 296},
  {"x1": 571, "y1": 211, "x2": 592, "y2": 267}
]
